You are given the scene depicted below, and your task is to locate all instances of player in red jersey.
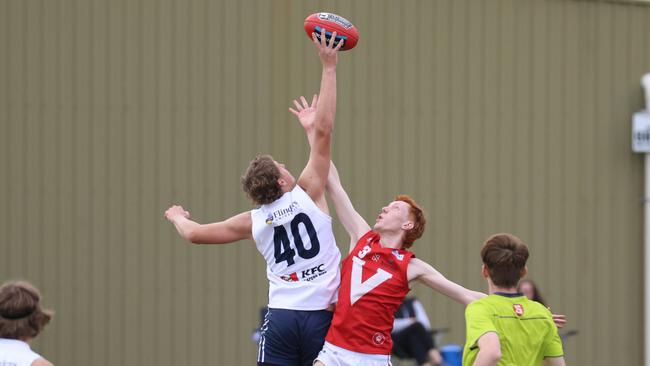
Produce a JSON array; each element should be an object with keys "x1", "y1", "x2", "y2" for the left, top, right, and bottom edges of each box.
[
  {"x1": 290, "y1": 109, "x2": 566, "y2": 366},
  {"x1": 314, "y1": 163, "x2": 487, "y2": 365},
  {"x1": 289, "y1": 108, "x2": 482, "y2": 365}
]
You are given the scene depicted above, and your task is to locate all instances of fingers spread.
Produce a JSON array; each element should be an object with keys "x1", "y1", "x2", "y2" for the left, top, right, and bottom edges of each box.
[
  {"x1": 319, "y1": 27, "x2": 326, "y2": 46},
  {"x1": 335, "y1": 38, "x2": 344, "y2": 51},
  {"x1": 328, "y1": 31, "x2": 337, "y2": 48}
]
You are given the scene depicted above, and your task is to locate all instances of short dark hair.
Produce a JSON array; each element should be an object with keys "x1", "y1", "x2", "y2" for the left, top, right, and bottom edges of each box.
[
  {"x1": 395, "y1": 195, "x2": 426, "y2": 249},
  {"x1": 480, "y1": 233, "x2": 529, "y2": 288},
  {"x1": 0, "y1": 281, "x2": 53, "y2": 340},
  {"x1": 241, "y1": 155, "x2": 284, "y2": 205}
]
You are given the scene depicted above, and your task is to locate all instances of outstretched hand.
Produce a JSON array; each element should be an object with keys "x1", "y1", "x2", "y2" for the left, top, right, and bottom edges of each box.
[
  {"x1": 312, "y1": 27, "x2": 344, "y2": 69},
  {"x1": 289, "y1": 94, "x2": 318, "y2": 134},
  {"x1": 551, "y1": 312, "x2": 566, "y2": 329}
]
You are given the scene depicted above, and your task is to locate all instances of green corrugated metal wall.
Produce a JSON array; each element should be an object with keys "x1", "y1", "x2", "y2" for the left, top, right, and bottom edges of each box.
[{"x1": 1, "y1": 0, "x2": 649, "y2": 364}]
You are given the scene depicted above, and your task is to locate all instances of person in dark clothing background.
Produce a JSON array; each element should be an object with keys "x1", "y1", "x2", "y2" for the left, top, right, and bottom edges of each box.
[{"x1": 392, "y1": 297, "x2": 442, "y2": 366}]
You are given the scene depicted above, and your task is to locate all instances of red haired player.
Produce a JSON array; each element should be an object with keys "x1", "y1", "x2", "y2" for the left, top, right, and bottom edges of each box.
[{"x1": 289, "y1": 104, "x2": 566, "y2": 366}]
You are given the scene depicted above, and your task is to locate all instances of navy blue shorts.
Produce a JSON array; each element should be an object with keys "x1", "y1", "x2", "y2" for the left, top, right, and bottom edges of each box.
[{"x1": 257, "y1": 307, "x2": 333, "y2": 366}]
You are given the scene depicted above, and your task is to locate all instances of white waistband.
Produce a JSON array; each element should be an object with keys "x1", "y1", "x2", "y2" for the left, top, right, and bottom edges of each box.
[{"x1": 323, "y1": 341, "x2": 391, "y2": 360}]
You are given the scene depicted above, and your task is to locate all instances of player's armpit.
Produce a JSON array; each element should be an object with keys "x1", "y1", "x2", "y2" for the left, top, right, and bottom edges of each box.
[
  {"x1": 542, "y1": 356, "x2": 566, "y2": 366},
  {"x1": 347, "y1": 238, "x2": 358, "y2": 254},
  {"x1": 186, "y1": 211, "x2": 253, "y2": 244}
]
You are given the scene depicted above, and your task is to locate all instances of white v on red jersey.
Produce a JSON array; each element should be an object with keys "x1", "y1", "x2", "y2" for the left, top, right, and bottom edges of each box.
[
  {"x1": 325, "y1": 231, "x2": 414, "y2": 354},
  {"x1": 251, "y1": 185, "x2": 341, "y2": 310}
]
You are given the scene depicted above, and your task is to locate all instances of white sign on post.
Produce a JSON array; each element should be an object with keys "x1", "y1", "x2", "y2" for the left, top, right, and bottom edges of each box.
[{"x1": 633, "y1": 112, "x2": 650, "y2": 153}]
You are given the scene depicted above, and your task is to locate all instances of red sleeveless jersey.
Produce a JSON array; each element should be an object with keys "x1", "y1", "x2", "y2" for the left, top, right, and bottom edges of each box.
[{"x1": 325, "y1": 230, "x2": 414, "y2": 354}]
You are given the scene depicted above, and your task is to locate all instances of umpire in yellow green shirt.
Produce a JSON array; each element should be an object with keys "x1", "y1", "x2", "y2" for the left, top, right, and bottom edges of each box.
[{"x1": 462, "y1": 233, "x2": 566, "y2": 366}]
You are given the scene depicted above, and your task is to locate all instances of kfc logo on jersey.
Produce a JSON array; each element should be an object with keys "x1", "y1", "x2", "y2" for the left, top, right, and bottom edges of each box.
[
  {"x1": 280, "y1": 264, "x2": 328, "y2": 282},
  {"x1": 265, "y1": 213, "x2": 274, "y2": 225},
  {"x1": 372, "y1": 332, "x2": 386, "y2": 345},
  {"x1": 280, "y1": 272, "x2": 300, "y2": 282},
  {"x1": 301, "y1": 264, "x2": 328, "y2": 281},
  {"x1": 513, "y1": 304, "x2": 524, "y2": 316}
]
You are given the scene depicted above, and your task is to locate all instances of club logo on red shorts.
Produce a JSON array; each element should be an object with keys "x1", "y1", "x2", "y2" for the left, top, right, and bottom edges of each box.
[
  {"x1": 372, "y1": 332, "x2": 386, "y2": 345},
  {"x1": 513, "y1": 304, "x2": 524, "y2": 316}
]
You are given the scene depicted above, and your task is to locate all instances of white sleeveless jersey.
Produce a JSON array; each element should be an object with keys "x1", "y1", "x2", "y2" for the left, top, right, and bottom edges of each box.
[
  {"x1": 0, "y1": 338, "x2": 43, "y2": 366},
  {"x1": 251, "y1": 185, "x2": 341, "y2": 310}
]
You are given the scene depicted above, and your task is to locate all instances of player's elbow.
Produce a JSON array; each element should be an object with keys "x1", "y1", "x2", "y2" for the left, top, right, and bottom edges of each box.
[
  {"x1": 326, "y1": 179, "x2": 342, "y2": 195},
  {"x1": 463, "y1": 292, "x2": 481, "y2": 306},
  {"x1": 314, "y1": 118, "x2": 334, "y2": 137},
  {"x1": 462, "y1": 296, "x2": 474, "y2": 306},
  {"x1": 186, "y1": 228, "x2": 205, "y2": 244},
  {"x1": 325, "y1": 187, "x2": 352, "y2": 210}
]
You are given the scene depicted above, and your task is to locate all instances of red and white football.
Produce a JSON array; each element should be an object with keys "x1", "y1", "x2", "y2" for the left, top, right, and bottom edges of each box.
[{"x1": 304, "y1": 12, "x2": 359, "y2": 51}]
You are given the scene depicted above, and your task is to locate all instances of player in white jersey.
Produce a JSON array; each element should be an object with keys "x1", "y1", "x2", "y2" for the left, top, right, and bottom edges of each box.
[
  {"x1": 164, "y1": 29, "x2": 344, "y2": 366},
  {"x1": 0, "y1": 281, "x2": 54, "y2": 366}
]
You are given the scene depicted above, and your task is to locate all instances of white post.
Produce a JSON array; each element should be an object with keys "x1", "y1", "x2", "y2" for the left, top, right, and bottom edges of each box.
[
  {"x1": 646, "y1": 154, "x2": 650, "y2": 366},
  {"x1": 643, "y1": 73, "x2": 650, "y2": 366},
  {"x1": 644, "y1": 74, "x2": 650, "y2": 111}
]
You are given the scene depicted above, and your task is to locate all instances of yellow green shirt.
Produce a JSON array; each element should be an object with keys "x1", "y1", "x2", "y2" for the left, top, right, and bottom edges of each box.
[{"x1": 463, "y1": 293, "x2": 563, "y2": 366}]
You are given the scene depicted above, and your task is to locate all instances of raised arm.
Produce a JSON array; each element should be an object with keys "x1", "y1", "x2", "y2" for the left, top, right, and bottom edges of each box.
[
  {"x1": 290, "y1": 97, "x2": 370, "y2": 252},
  {"x1": 164, "y1": 205, "x2": 252, "y2": 244},
  {"x1": 407, "y1": 258, "x2": 486, "y2": 305},
  {"x1": 296, "y1": 27, "x2": 343, "y2": 202},
  {"x1": 326, "y1": 161, "x2": 372, "y2": 251}
]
